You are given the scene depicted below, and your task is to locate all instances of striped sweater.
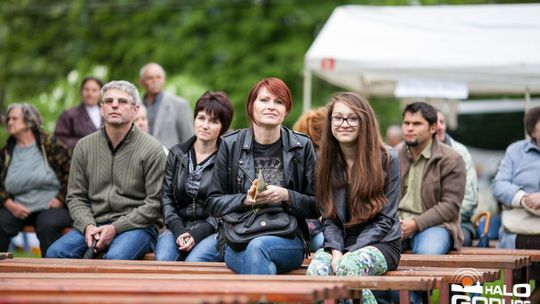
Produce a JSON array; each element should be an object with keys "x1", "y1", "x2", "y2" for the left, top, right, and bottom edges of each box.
[{"x1": 67, "y1": 126, "x2": 166, "y2": 234}]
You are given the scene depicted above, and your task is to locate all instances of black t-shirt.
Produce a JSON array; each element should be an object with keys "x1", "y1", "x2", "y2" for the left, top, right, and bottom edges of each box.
[{"x1": 252, "y1": 139, "x2": 285, "y2": 187}]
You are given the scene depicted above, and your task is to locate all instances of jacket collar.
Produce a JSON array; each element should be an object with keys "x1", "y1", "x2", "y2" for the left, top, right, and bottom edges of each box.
[{"x1": 241, "y1": 127, "x2": 303, "y2": 152}]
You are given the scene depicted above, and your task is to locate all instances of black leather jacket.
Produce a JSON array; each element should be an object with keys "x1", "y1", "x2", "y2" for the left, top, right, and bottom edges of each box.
[
  {"x1": 160, "y1": 136, "x2": 219, "y2": 243},
  {"x1": 207, "y1": 127, "x2": 319, "y2": 245}
]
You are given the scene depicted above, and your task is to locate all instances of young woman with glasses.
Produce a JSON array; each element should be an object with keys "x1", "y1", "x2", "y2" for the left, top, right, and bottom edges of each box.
[{"x1": 306, "y1": 92, "x2": 401, "y2": 304}]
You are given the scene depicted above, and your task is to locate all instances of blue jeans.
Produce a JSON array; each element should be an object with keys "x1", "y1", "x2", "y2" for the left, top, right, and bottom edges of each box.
[
  {"x1": 224, "y1": 235, "x2": 304, "y2": 274},
  {"x1": 155, "y1": 230, "x2": 223, "y2": 262},
  {"x1": 403, "y1": 226, "x2": 453, "y2": 254},
  {"x1": 309, "y1": 231, "x2": 324, "y2": 252},
  {"x1": 46, "y1": 227, "x2": 157, "y2": 260}
]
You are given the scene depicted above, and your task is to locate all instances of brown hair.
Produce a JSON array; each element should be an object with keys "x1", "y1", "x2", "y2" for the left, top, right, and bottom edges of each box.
[
  {"x1": 292, "y1": 107, "x2": 327, "y2": 150},
  {"x1": 194, "y1": 91, "x2": 234, "y2": 135},
  {"x1": 524, "y1": 106, "x2": 540, "y2": 139},
  {"x1": 316, "y1": 92, "x2": 388, "y2": 226}
]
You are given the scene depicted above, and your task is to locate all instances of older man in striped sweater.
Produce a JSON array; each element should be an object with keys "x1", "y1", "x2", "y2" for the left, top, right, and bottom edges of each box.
[{"x1": 46, "y1": 80, "x2": 166, "y2": 260}]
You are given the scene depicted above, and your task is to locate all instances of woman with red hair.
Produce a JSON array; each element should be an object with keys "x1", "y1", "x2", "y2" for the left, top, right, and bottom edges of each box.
[{"x1": 207, "y1": 77, "x2": 318, "y2": 274}]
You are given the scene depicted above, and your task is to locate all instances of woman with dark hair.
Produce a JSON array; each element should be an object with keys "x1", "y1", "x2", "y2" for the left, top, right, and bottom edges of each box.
[
  {"x1": 0, "y1": 103, "x2": 72, "y2": 257},
  {"x1": 156, "y1": 91, "x2": 234, "y2": 261},
  {"x1": 306, "y1": 92, "x2": 401, "y2": 303},
  {"x1": 54, "y1": 76, "x2": 104, "y2": 149},
  {"x1": 207, "y1": 77, "x2": 318, "y2": 274}
]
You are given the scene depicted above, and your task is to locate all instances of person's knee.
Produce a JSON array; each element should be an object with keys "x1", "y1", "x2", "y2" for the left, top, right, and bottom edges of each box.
[
  {"x1": 45, "y1": 242, "x2": 72, "y2": 258},
  {"x1": 414, "y1": 238, "x2": 451, "y2": 254},
  {"x1": 104, "y1": 247, "x2": 139, "y2": 260}
]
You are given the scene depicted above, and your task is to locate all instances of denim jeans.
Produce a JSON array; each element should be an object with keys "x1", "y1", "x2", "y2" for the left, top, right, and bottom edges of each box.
[
  {"x1": 403, "y1": 226, "x2": 453, "y2": 254},
  {"x1": 224, "y1": 235, "x2": 304, "y2": 274},
  {"x1": 309, "y1": 231, "x2": 324, "y2": 252},
  {"x1": 46, "y1": 226, "x2": 157, "y2": 260},
  {"x1": 155, "y1": 229, "x2": 223, "y2": 262}
]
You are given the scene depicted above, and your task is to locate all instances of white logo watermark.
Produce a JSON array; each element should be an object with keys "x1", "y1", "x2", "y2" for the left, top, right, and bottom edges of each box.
[{"x1": 450, "y1": 268, "x2": 531, "y2": 304}]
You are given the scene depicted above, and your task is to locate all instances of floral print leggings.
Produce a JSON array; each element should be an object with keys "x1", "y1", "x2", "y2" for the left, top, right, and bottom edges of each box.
[{"x1": 306, "y1": 246, "x2": 388, "y2": 304}]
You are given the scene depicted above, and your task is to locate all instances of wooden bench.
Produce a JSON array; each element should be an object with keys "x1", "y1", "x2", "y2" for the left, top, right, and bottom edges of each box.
[
  {"x1": 0, "y1": 257, "x2": 442, "y2": 304},
  {"x1": 0, "y1": 275, "x2": 350, "y2": 303}
]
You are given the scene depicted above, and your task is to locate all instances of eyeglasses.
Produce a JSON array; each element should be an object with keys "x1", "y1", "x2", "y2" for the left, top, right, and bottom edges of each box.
[
  {"x1": 331, "y1": 116, "x2": 360, "y2": 127},
  {"x1": 102, "y1": 97, "x2": 133, "y2": 106}
]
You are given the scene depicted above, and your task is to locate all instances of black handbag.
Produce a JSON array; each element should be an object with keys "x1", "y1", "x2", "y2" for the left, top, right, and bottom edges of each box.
[{"x1": 222, "y1": 205, "x2": 298, "y2": 251}]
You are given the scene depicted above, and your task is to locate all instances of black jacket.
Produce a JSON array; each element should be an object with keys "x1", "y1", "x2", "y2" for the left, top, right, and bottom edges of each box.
[
  {"x1": 322, "y1": 149, "x2": 402, "y2": 253},
  {"x1": 206, "y1": 127, "x2": 319, "y2": 246},
  {"x1": 160, "y1": 136, "x2": 219, "y2": 243}
]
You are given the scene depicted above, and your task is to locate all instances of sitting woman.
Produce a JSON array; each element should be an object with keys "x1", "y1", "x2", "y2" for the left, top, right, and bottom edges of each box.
[
  {"x1": 156, "y1": 91, "x2": 234, "y2": 261},
  {"x1": 207, "y1": 77, "x2": 318, "y2": 274},
  {"x1": 306, "y1": 93, "x2": 401, "y2": 303},
  {"x1": 0, "y1": 103, "x2": 72, "y2": 257}
]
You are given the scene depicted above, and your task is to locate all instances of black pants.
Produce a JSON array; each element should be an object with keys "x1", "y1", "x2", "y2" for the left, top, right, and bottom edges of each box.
[{"x1": 0, "y1": 207, "x2": 72, "y2": 257}]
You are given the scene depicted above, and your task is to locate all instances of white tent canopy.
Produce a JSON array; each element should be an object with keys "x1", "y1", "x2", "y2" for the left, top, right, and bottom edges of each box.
[{"x1": 304, "y1": 4, "x2": 540, "y2": 111}]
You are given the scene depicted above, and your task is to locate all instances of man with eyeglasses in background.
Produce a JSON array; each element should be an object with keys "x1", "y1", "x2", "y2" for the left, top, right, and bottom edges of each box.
[{"x1": 46, "y1": 80, "x2": 166, "y2": 260}]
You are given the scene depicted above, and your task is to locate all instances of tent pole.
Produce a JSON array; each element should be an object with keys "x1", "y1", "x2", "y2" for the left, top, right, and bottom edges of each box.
[
  {"x1": 303, "y1": 69, "x2": 312, "y2": 113},
  {"x1": 525, "y1": 87, "x2": 531, "y2": 139}
]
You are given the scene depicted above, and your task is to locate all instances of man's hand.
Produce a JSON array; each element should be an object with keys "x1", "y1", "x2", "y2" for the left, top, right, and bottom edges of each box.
[
  {"x1": 524, "y1": 192, "x2": 540, "y2": 210},
  {"x1": 331, "y1": 249, "x2": 343, "y2": 274},
  {"x1": 85, "y1": 224, "x2": 98, "y2": 248},
  {"x1": 176, "y1": 233, "x2": 195, "y2": 252},
  {"x1": 4, "y1": 198, "x2": 31, "y2": 219},
  {"x1": 400, "y1": 219, "x2": 418, "y2": 240},
  {"x1": 48, "y1": 197, "x2": 64, "y2": 209},
  {"x1": 92, "y1": 225, "x2": 117, "y2": 251}
]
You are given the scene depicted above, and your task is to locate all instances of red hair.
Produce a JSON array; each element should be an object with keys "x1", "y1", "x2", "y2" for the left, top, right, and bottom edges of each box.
[{"x1": 246, "y1": 77, "x2": 292, "y2": 124}]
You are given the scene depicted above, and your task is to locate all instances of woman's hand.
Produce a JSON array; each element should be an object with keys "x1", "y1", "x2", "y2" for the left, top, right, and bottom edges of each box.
[
  {"x1": 331, "y1": 249, "x2": 343, "y2": 274},
  {"x1": 177, "y1": 233, "x2": 195, "y2": 251},
  {"x1": 255, "y1": 185, "x2": 290, "y2": 205},
  {"x1": 48, "y1": 197, "x2": 64, "y2": 209},
  {"x1": 243, "y1": 180, "x2": 259, "y2": 207},
  {"x1": 4, "y1": 198, "x2": 31, "y2": 219},
  {"x1": 524, "y1": 192, "x2": 540, "y2": 210}
]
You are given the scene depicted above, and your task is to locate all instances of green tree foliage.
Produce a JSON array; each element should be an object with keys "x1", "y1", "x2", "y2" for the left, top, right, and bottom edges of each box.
[{"x1": 0, "y1": 0, "x2": 533, "y2": 144}]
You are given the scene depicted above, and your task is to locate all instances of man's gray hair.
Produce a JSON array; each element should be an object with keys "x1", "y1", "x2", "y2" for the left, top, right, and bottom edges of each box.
[
  {"x1": 139, "y1": 62, "x2": 166, "y2": 80},
  {"x1": 100, "y1": 80, "x2": 140, "y2": 105}
]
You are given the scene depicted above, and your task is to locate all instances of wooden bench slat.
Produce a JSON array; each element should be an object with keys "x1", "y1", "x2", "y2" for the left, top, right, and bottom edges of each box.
[
  {"x1": 0, "y1": 293, "x2": 250, "y2": 304},
  {"x1": 0, "y1": 278, "x2": 347, "y2": 303},
  {"x1": 450, "y1": 247, "x2": 540, "y2": 262}
]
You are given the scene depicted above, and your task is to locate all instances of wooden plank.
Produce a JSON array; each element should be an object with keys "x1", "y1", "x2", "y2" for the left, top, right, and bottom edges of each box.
[
  {"x1": 0, "y1": 278, "x2": 347, "y2": 303},
  {"x1": 450, "y1": 247, "x2": 540, "y2": 262},
  {"x1": 399, "y1": 254, "x2": 530, "y2": 269},
  {"x1": 0, "y1": 293, "x2": 250, "y2": 304},
  {"x1": 0, "y1": 272, "x2": 440, "y2": 292}
]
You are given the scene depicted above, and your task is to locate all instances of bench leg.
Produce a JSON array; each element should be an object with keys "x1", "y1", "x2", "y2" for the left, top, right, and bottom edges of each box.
[
  {"x1": 399, "y1": 290, "x2": 411, "y2": 304},
  {"x1": 439, "y1": 282, "x2": 449, "y2": 304},
  {"x1": 504, "y1": 268, "x2": 513, "y2": 304}
]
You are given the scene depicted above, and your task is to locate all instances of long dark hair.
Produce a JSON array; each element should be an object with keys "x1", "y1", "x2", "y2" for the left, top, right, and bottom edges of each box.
[{"x1": 316, "y1": 92, "x2": 388, "y2": 227}]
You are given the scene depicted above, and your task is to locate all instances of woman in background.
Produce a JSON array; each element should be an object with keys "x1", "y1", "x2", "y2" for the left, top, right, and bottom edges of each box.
[
  {"x1": 54, "y1": 76, "x2": 103, "y2": 149},
  {"x1": 292, "y1": 107, "x2": 327, "y2": 252}
]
